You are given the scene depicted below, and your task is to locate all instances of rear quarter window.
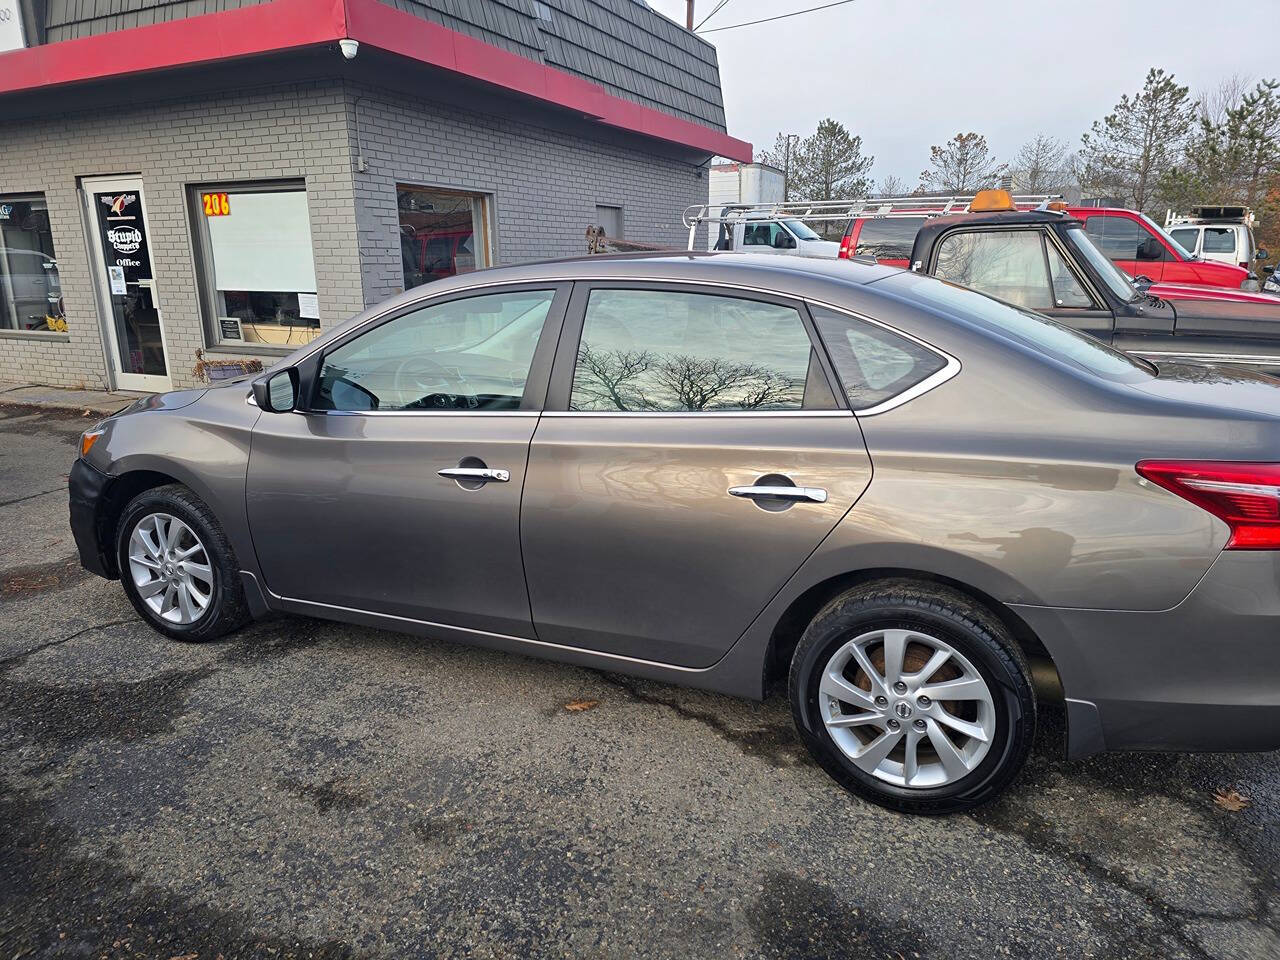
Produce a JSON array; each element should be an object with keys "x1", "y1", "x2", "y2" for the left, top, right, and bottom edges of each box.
[{"x1": 809, "y1": 304, "x2": 950, "y2": 410}]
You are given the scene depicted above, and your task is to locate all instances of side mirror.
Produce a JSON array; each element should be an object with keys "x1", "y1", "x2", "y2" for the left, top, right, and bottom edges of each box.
[
  {"x1": 1137, "y1": 238, "x2": 1163, "y2": 261},
  {"x1": 773, "y1": 233, "x2": 797, "y2": 249},
  {"x1": 252, "y1": 368, "x2": 299, "y2": 413},
  {"x1": 1133, "y1": 274, "x2": 1154, "y2": 291},
  {"x1": 1257, "y1": 248, "x2": 1269, "y2": 261},
  {"x1": 1263, "y1": 264, "x2": 1275, "y2": 276}
]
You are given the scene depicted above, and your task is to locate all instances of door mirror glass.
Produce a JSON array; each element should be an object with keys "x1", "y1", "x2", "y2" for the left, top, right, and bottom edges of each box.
[
  {"x1": 253, "y1": 368, "x2": 298, "y2": 413},
  {"x1": 1137, "y1": 238, "x2": 1164, "y2": 262},
  {"x1": 1262, "y1": 265, "x2": 1274, "y2": 276},
  {"x1": 1133, "y1": 274, "x2": 1154, "y2": 290},
  {"x1": 1257, "y1": 249, "x2": 1269, "y2": 261}
]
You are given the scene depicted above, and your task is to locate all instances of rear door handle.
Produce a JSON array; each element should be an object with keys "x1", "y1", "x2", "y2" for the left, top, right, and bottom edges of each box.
[
  {"x1": 728, "y1": 485, "x2": 827, "y2": 503},
  {"x1": 438, "y1": 467, "x2": 510, "y2": 483}
]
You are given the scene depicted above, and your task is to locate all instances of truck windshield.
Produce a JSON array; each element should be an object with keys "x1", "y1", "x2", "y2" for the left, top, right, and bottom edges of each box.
[
  {"x1": 784, "y1": 220, "x2": 822, "y2": 241},
  {"x1": 1139, "y1": 213, "x2": 1194, "y2": 259},
  {"x1": 1065, "y1": 227, "x2": 1141, "y2": 302}
]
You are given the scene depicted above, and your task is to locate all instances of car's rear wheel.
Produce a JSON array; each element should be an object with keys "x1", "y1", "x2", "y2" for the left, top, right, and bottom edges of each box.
[
  {"x1": 789, "y1": 579, "x2": 1035, "y2": 815},
  {"x1": 116, "y1": 484, "x2": 250, "y2": 642}
]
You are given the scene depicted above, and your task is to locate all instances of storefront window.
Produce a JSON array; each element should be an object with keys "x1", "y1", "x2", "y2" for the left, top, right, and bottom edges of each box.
[
  {"x1": 398, "y1": 185, "x2": 491, "y2": 291},
  {"x1": 0, "y1": 195, "x2": 65, "y2": 333},
  {"x1": 191, "y1": 182, "x2": 320, "y2": 347}
]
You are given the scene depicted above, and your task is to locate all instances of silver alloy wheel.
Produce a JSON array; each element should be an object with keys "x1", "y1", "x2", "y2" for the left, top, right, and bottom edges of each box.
[
  {"x1": 818, "y1": 628, "x2": 996, "y2": 789},
  {"x1": 127, "y1": 512, "x2": 214, "y2": 625}
]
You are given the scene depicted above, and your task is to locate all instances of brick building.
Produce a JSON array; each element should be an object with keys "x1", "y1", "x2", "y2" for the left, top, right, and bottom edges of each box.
[{"x1": 0, "y1": 0, "x2": 748, "y2": 391}]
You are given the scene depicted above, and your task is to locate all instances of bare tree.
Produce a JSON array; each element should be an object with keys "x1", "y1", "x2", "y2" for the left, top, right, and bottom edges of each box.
[
  {"x1": 1010, "y1": 134, "x2": 1069, "y2": 193},
  {"x1": 878, "y1": 174, "x2": 908, "y2": 196},
  {"x1": 1200, "y1": 74, "x2": 1254, "y2": 126},
  {"x1": 920, "y1": 133, "x2": 1006, "y2": 193},
  {"x1": 571, "y1": 345, "x2": 654, "y2": 411}
]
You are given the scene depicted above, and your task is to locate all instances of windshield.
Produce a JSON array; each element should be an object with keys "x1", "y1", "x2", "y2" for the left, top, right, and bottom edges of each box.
[
  {"x1": 1065, "y1": 227, "x2": 1141, "y2": 302},
  {"x1": 1139, "y1": 213, "x2": 1195, "y2": 259},
  {"x1": 784, "y1": 219, "x2": 822, "y2": 241}
]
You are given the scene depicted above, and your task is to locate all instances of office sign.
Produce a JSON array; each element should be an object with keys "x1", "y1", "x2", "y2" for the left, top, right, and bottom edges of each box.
[{"x1": 0, "y1": 2, "x2": 25, "y2": 53}]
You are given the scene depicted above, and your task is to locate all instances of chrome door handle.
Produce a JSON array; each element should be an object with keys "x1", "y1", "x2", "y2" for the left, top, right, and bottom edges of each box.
[
  {"x1": 438, "y1": 467, "x2": 510, "y2": 483},
  {"x1": 728, "y1": 485, "x2": 827, "y2": 503}
]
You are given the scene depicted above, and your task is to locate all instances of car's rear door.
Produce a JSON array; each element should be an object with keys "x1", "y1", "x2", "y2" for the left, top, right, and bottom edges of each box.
[
  {"x1": 246, "y1": 283, "x2": 570, "y2": 637},
  {"x1": 519, "y1": 282, "x2": 875, "y2": 669}
]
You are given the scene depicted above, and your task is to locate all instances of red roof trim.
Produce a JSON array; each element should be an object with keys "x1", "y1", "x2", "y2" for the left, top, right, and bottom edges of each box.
[{"x1": 0, "y1": 0, "x2": 751, "y2": 161}]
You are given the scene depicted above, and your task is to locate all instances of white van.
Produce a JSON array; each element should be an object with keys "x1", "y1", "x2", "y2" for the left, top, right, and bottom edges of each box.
[
  {"x1": 1166, "y1": 206, "x2": 1266, "y2": 271},
  {"x1": 710, "y1": 214, "x2": 841, "y2": 258}
]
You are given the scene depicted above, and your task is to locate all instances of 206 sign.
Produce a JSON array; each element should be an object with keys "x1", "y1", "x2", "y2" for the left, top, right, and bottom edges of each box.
[{"x1": 201, "y1": 192, "x2": 231, "y2": 217}]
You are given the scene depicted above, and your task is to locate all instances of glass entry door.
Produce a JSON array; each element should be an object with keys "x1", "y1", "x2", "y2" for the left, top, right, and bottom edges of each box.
[{"x1": 83, "y1": 176, "x2": 171, "y2": 391}]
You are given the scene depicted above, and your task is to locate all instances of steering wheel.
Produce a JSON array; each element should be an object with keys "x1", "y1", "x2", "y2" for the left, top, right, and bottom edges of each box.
[{"x1": 391, "y1": 355, "x2": 459, "y2": 406}]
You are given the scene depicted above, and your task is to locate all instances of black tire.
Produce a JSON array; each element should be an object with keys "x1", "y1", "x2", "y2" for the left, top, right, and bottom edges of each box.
[
  {"x1": 789, "y1": 579, "x2": 1035, "y2": 815},
  {"x1": 115, "y1": 483, "x2": 251, "y2": 642}
]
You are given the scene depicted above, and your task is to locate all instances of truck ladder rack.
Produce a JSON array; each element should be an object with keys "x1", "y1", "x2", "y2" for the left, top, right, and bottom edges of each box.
[{"x1": 683, "y1": 194, "x2": 1061, "y2": 250}]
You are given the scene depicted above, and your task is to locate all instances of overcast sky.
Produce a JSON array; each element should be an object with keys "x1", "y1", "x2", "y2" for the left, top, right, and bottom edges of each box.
[{"x1": 646, "y1": 0, "x2": 1278, "y2": 186}]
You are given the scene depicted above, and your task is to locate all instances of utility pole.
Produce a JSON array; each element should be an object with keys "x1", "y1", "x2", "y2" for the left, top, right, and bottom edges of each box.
[
  {"x1": 686, "y1": 0, "x2": 694, "y2": 30},
  {"x1": 783, "y1": 133, "x2": 800, "y2": 201}
]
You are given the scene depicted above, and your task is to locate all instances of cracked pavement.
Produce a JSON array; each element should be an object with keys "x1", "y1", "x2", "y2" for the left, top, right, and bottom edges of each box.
[{"x1": 2, "y1": 403, "x2": 1278, "y2": 959}]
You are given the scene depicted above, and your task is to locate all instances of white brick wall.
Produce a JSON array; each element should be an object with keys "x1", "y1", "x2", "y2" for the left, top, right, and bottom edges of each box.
[{"x1": 0, "y1": 76, "x2": 708, "y2": 390}]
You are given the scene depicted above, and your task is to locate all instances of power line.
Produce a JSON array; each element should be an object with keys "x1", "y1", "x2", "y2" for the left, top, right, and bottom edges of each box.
[
  {"x1": 698, "y1": 0, "x2": 858, "y2": 34},
  {"x1": 694, "y1": 0, "x2": 732, "y2": 31}
]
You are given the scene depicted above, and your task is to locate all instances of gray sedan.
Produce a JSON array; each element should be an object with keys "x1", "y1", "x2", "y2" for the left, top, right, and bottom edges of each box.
[{"x1": 69, "y1": 253, "x2": 1280, "y2": 814}]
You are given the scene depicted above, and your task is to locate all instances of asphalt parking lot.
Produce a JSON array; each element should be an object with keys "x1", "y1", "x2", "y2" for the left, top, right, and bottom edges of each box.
[{"x1": 2, "y1": 403, "x2": 1278, "y2": 960}]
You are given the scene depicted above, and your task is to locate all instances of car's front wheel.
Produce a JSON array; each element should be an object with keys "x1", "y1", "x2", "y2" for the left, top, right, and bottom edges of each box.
[
  {"x1": 790, "y1": 579, "x2": 1035, "y2": 815},
  {"x1": 116, "y1": 484, "x2": 250, "y2": 642}
]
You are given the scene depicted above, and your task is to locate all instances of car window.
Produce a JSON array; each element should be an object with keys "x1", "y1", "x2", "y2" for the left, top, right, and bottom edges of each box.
[
  {"x1": 809, "y1": 304, "x2": 948, "y2": 410},
  {"x1": 1045, "y1": 242, "x2": 1095, "y2": 308},
  {"x1": 1083, "y1": 215, "x2": 1153, "y2": 260},
  {"x1": 1169, "y1": 227, "x2": 1199, "y2": 253},
  {"x1": 933, "y1": 230, "x2": 1054, "y2": 309},
  {"x1": 742, "y1": 222, "x2": 788, "y2": 248},
  {"x1": 1202, "y1": 227, "x2": 1236, "y2": 254},
  {"x1": 569, "y1": 289, "x2": 826, "y2": 412},
  {"x1": 855, "y1": 217, "x2": 925, "y2": 260},
  {"x1": 313, "y1": 289, "x2": 556, "y2": 411}
]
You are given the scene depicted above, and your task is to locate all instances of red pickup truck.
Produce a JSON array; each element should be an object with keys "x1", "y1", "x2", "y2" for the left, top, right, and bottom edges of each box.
[{"x1": 839, "y1": 203, "x2": 1260, "y2": 293}]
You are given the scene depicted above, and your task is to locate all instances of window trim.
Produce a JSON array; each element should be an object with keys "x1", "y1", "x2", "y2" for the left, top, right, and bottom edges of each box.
[
  {"x1": 0, "y1": 191, "x2": 64, "y2": 339},
  {"x1": 187, "y1": 178, "x2": 317, "y2": 353},
  {"x1": 544, "y1": 280, "x2": 847, "y2": 415},
  {"x1": 269, "y1": 275, "x2": 957, "y2": 418},
  {"x1": 300, "y1": 281, "x2": 573, "y2": 415}
]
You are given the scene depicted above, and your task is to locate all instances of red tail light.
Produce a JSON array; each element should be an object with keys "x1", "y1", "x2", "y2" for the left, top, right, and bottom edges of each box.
[
  {"x1": 1136, "y1": 461, "x2": 1280, "y2": 549},
  {"x1": 838, "y1": 234, "x2": 853, "y2": 259}
]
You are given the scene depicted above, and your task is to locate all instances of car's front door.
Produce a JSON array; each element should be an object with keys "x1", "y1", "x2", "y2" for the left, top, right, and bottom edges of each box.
[
  {"x1": 520, "y1": 283, "x2": 875, "y2": 668},
  {"x1": 931, "y1": 227, "x2": 1115, "y2": 340},
  {"x1": 246, "y1": 283, "x2": 570, "y2": 637},
  {"x1": 1083, "y1": 213, "x2": 1168, "y2": 283}
]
